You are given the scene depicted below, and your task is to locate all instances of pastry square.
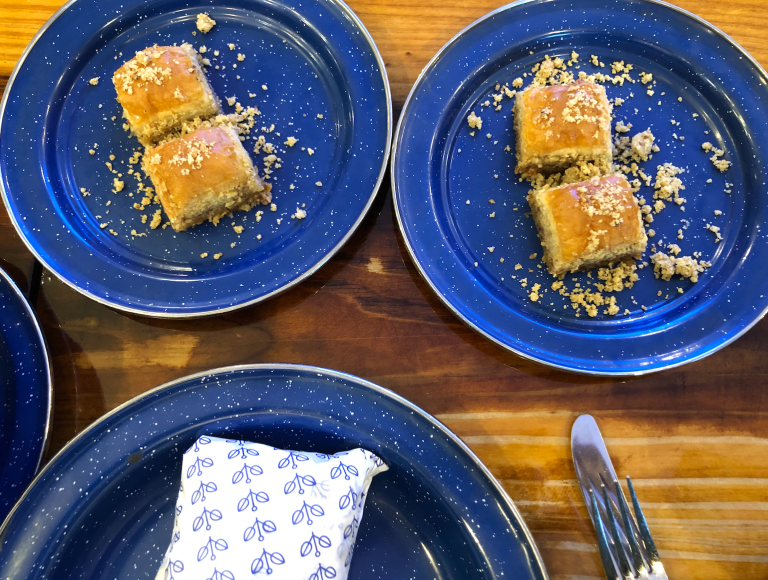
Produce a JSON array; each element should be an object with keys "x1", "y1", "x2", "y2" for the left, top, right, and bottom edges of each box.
[
  {"x1": 113, "y1": 44, "x2": 220, "y2": 146},
  {"x1": 514, "y1": 80, "x2": 612, "y2": 177},
  {"x1": 143, "y1": 125, "x2": 271, "y2": 232},
  {"x1": 528, "y1": 173, "x2": 647, "y2": 276}
]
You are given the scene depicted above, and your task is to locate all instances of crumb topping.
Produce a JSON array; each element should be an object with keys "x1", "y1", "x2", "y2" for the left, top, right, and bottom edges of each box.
[
  {"x1": 561, "y1": 84, "x2": 604, "y2": 124},
  {"x1": 577, "y1": 177, "x2": 628, "y2": 226},
  {"x1": 114, "y1": 45, "x2": 174, "y2": 95},
  {"x1": 168, "y1": 137, "x2": 215, "y2": 171}
]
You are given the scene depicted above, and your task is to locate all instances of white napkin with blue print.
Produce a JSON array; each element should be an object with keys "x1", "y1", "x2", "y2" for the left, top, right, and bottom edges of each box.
[{"x1": 155, "y1": 436, "x2": 388, "y2": 580}]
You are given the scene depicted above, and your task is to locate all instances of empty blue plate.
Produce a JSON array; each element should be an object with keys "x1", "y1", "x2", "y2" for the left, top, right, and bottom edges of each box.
[
  {"x1": 0, "y1": 267, "x2": 51, "y2": 522},
  {"x1": 0, "y1": 0, "x2": 391, "y2": 317},
  {"x1": 0, "y1": 364, "x2": 547, "y2": 579},
  {"x1": 393, "y1": 0, "x2": 768, "y2": 375}
]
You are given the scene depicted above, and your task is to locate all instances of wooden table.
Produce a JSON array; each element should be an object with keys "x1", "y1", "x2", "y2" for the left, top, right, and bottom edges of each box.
[{"x1": 2, "y1": 0, "x2": 768, "y2": 578}]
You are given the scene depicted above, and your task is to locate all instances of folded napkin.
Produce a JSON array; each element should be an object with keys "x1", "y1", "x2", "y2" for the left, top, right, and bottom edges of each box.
[{"x1": 155, "y1": 436, "x2": 388, "y2": 580}]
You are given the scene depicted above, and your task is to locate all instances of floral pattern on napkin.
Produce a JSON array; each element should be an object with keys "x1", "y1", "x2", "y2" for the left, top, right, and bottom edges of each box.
[{"x1": 155, "y1": 436, "x2": 388, "y2": 580}]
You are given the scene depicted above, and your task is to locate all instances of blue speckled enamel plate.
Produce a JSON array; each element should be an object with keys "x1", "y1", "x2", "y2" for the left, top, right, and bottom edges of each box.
[
  {"x1": 0, "y1": 0, "x2": 390, "y2": 318},
  {"x1": 0, "y1": 267, "x2": 52, "y2": 522},
  {"x1": 392, "y1": 0, "x2": 768, "y2": 375},
  {"x1": 0, "y1": 365, "x2": 547, "y2": 580}
]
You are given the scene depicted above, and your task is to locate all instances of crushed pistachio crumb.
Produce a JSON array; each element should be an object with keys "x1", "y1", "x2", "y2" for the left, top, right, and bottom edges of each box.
[{"x1": 196, "y1": 13, "x2": 216, "y2": 33}]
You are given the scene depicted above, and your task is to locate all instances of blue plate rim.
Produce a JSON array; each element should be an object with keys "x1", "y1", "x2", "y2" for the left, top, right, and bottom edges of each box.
[
  {"x1": 0, "y1": 266, "x2": 54, "y2": 495},
  {"x1": 0, "y1": 362, "x2": 549, "y2": 578},
  {"x1": 0, "y1": 0, "x2": 393, "y2": 319},
  {"x1": 390, "y1": 0, "x2": 768, "y2": 377}
]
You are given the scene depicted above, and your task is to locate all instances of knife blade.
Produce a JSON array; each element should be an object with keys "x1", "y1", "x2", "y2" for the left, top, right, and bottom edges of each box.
[{"x1": 571, "y1": 414, "x2": 620, "y2": 527}]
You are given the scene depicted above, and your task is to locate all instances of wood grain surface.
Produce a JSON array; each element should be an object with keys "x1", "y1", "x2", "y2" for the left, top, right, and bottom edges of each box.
[{"x1": 3, "y1": 0, "x2": 768, "y2": 578}]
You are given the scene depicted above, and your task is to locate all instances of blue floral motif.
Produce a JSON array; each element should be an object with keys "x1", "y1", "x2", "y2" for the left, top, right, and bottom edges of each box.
[
  {"x1": 237, "y1": 489, "x2": 269, "y2": 512},
  {"x1": 197, "y1": 536, "x2": 229, "y2": 562},
  {"x1": 283, "y1": 473, "x2": 317, "y2": 495},
  {"x1": 308, "y1": 563, "x2": 337, "y2": 579},
  {"x1": 292, "y1": 501, "x2": 325, "y2": 525},
  {"x1": 227, "y1": 446, "x2": 260, "y2": 460},
  {"x1": 184, "y1": 436, "x2": 212, "y2": 455},
  {"x1": 343, "y1": 516, "x2": 359, "y2": 540},
  {"x1": 191, "y1": 481, "x2": 218, "y2": 504},
  {"x1": 338, "y1": 486, "x2": 358, "y2": 510},
  {"x1": 176, "y1": 505, "x2": 183, "y2": 516},
  {"x1": 330, "y1": 462, "x2": 358, "y2": 481},
  {"x1": 277, "y1": 450, "x2": 309, "y2": 469},
  {"x1": 187, "y1": 456, "x2": 215, "y2": 478},
  {"x1": 205, "y1": 568, "x2": 235, "y2": 580},
  {"x1": 231, "y1": 462, "x2": 263, "y2": 484},
  {"x1": 193, "y1": 507, "x2": 223, "y2": 532},
  {"x1": 251, "y1": 548, "x2": 285, "y2": 574},
  {"x1": 243, "y1": 517, "x2": 277, "y2": 542},
  {"x1": 300, "y1": 532, "x2": 332, "y2": 557},
  {"x1": 163, "y1": 559, "x2": 184, "y2": 580},
  {"x1": 344, "y1": 544, "x2": 354, "y2": 568}
]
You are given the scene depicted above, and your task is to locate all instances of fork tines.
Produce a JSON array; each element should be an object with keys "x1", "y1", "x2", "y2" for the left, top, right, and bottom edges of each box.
[{"x1": 588, "y1": 476, "x2": 668, "y2": 580}]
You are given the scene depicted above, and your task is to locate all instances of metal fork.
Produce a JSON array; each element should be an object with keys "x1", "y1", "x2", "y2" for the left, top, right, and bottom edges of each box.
[{"x1": 588, "y1": 476, "x2": 668, "y2": 580}]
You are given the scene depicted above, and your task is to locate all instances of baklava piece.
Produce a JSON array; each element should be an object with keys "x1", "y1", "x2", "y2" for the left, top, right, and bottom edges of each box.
[
  {"x1": 113, "y1": 44, "x2": 220, "y2": 146},
  {"x1": 528, "y1": 173, "x2": 647, "y2": 277},
  {"x1": 143, "y1": 125, "x2": 271, "y2": 232},
  {"x1": 514, "y1": 81, "x2": 612, "y2": 177}
]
